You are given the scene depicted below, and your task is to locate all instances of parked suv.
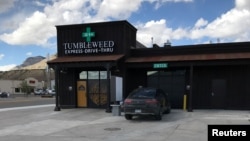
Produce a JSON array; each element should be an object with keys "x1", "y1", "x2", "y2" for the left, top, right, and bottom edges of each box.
[{"x1": 123, "y1": 87, "x2": 171, "y2": 120}]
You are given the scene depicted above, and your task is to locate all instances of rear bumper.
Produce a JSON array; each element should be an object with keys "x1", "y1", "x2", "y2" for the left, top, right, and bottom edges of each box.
[{"x1": 124, "y1": 107, "x2": 159, "y2": 115}]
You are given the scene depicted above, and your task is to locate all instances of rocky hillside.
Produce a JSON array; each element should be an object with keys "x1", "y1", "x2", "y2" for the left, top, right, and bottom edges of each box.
[
  {"x1": 17, "y1": 56, "x2": 45, "y2": 68},
  {"x1": 0, "y1": 54, "x2": 56, "y2": 81},
  {"x1": 12, "y1": 54, "x2": 57, "y2": 70}
]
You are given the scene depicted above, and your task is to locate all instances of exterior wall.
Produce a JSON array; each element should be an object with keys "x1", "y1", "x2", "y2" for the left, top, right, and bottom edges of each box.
[
  {"x1": 58, "y1": 69, "x2": 77, "y2": 108},
  {"x1": 25, "y1": 77, "x2": 39, "y2": 87},
  {"x1": 0, "y1": 80, "x2": 22, "y2": 94},
  {"x1": 125, "y1": 69, "x2": 147, "y2": 98},
  {"x1": 50, "y1": 80, "x2": 55, "y2": 89},
  {"x1": 56, "y1": 20, "x2": 137, "y2": 58},
  {"x1": 0, "y1": 78, "x2": 53, "y2": 94},
  {"x1": 193, "y1": 65, "x2": 250, "y2": 110}
]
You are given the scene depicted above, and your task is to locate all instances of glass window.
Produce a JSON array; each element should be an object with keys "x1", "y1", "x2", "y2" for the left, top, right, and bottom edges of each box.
[
  {"x1": 128, "y1": 88, "x2": 156, "y2": 99},
  {"x1": 100, "y1": 71, "x2": 107, "y2": 79},
  {"x1": 88, "y1": 71, "x2": 99, "y2": 79},
  {"x1": 15, "y1": 88, "x2": 20, "y2": 93},
  {"x1": 79, "y1": 71, "x2": 87, "y2": 79}
]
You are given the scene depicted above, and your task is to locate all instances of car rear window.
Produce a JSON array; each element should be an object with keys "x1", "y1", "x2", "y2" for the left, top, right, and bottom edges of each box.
[{"x1": 128, "y1": 88, "x2": 156, "y2": 99}]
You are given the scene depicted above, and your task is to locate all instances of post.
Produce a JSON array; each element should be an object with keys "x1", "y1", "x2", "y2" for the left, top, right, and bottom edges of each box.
[
  {"x1": 105, "y1": 63, "x2": 111, "y2": 113},
  {"x1": 188, "y1": 65, "x2": 193, "y2": 112},
  {"x1": 183, "y1": 94, "x2": 187, "y2": 111},
  {"x1": 54, "y1": 66, "x2": 61, "y2": 111}
]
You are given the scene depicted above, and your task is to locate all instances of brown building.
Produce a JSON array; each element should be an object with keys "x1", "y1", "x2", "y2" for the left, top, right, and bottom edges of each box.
[{"x1": 48, "y1": 20, "x2": 250, "y2": 112}]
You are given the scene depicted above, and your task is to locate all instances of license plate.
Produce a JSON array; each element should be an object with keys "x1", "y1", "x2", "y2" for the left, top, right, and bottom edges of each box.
[{"x1": 135, "y1": 109, "x2": 141, "y2": 113}]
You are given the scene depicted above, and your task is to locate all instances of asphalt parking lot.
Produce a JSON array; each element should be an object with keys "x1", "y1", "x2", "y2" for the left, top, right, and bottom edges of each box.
[
  {"x1": 0, "y1": 105, "x2": 249, "y2": 141},
  {"x1": 0, "y1": 95, "x2": 55, "y2": 108}
]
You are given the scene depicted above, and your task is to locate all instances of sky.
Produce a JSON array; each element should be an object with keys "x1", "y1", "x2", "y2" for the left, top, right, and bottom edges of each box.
[{"x1": 0, "y1": 0, "x2": 250, "y2": 71}]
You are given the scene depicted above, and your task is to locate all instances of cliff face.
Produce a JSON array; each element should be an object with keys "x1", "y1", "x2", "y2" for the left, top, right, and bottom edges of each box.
[
  {"x1": 11, "y1": 54, "x2": 56, "y2": 70},
  {"x1": 14, "y1": 56, "x2": 46, "y2": 69},
  {"x1": 0, "y1": 55, "x2": 56, "y2": 81}
]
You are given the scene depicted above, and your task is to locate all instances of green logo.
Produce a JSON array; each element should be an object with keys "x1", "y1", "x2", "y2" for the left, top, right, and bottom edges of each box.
[{"x1": 82, "y1": 27, "x2": 95, "y2": 42}]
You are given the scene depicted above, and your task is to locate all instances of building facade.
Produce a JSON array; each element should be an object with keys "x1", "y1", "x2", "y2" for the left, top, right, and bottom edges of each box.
[
  {"x1": 0, "y1": 69, "x2": 55, "y2": 95},
  {"x1": 48, "y1": 20, "x2": 250, "y2": 111},
  {"x1": 0, "y1": 77, "x2": 43, "y2": 94}
]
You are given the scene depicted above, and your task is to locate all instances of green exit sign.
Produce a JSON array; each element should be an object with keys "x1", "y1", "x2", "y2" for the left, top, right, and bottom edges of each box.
[{"x1": 153, "y1": 63, "x2": 168, "y2": 68}]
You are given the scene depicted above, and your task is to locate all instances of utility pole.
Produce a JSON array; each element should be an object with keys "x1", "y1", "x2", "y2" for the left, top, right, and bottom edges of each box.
[{"x1": 46, "y1": 53, "x2": 51, "y2": 90}]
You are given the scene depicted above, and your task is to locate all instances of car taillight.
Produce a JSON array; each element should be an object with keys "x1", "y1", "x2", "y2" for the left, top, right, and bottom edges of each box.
[
  {"x1": 145, "y1": 99, "x2": 158, "y2": 104},
  {"x1": 124, "y1": 99, "x2": 132, "y2": 104}
]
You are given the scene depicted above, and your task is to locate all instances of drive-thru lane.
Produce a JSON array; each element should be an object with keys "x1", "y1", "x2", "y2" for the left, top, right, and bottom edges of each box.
[{"x1": 0, "y1": 105, "x2": 249, "y2": 141}]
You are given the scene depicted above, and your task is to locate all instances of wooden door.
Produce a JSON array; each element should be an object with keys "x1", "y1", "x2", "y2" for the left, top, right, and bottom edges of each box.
[{"x1": 77, "y1": 81, "x2": 87, "y2": 107}]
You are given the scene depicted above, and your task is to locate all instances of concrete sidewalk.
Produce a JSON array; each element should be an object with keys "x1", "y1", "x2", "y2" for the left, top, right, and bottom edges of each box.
[
  {"x1": 0, "y1": 105, "x2": 249, "y2": 141},
  {"x1": 0, "y1": 94, "x2": 52, "y2": 101}
]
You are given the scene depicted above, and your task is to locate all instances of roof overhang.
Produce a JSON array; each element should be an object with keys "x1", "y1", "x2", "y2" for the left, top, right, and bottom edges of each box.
[
  {"x1": 125, "y1": 52, "x2": 250, "y2": 63},
  {"x1": 47, "y1": 54, "x2": 124, "y2": 68}
]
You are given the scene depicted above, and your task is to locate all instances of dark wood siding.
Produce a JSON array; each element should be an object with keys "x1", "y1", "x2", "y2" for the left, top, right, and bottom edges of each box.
[
  {"x1": 56, "y1": 21, "x2": 137, "y2": 57},
  {"x1": 193, "y1": 65, "x2": 250, "y2": 110},
  {"x1": 58, "y1": 69, "x2": 77, "y2": 108},
  {"x1": 125, "y1": 69, "x2": 147, "y2": 98}
]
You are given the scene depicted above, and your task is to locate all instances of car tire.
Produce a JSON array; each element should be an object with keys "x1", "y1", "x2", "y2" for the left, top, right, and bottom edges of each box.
[
  {"x1": 166, "y1": 107, "x2": 171, "y2": 114},
  {"x1": 164, "y1": 107, "x2": 171, "y2": 114},
  {"x1": 155, "y1": 110, "x2": 162, "y2": 120},
  {"x1": 125, "y1": 114, "x2": 132, "y2": 120}
]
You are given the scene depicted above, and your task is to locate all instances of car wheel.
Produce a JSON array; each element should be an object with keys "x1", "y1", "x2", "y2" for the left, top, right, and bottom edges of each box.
[
  {"x1": 125, "y1": 114, "x2": 132, "y2": 120},
  {"x1": 166, "y1": 107, "x2": 171, "y2": 114},
  {"x1": 155, "y1": 110, "x2": 162, "y2": 120},
  {"x1": 164, "y1": 107, "x2": 171, "y2": 114}
]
